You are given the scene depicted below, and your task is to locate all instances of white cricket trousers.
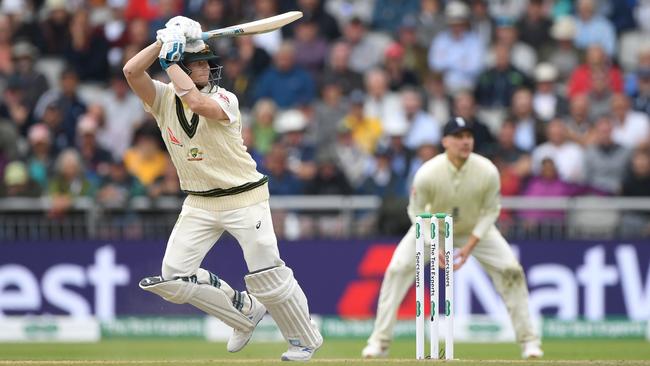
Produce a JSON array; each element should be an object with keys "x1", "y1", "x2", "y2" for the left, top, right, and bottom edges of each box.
[
  {"x1": 161, "y1": 199, "x2": 284, "y2": 280},
  {"x1": 368, "y1": 224, "x2": 538, "y2": 347}
]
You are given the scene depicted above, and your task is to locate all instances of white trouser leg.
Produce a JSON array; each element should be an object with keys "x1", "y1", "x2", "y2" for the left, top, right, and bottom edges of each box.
[
  {"x1": 368, "y1": 225, "x2": 419, "y2": 347},
  {"x1": 463, "y1": 227, "x2": 539, "y2": 344}
]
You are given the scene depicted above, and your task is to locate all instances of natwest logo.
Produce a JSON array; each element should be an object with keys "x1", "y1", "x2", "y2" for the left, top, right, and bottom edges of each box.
[{"x1": 0, "y1": 246, "x2": 130, "y2": 321}]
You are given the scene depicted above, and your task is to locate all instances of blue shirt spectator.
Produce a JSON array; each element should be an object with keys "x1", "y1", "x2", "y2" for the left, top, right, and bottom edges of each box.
[
  {"x1": 254, "y1": 42, "x2": 316, "y2": 108},
  {"x1": 371, "y1": 0, "x2": 419, "y2": 33},
  {"x1": 574, "y1": 0, "x2": 616, "y2": 56}
]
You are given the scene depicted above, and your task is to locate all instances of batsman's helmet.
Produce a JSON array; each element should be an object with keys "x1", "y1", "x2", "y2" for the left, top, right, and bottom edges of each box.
[{"x1": 179, "y1": 45, "x2": 222, "y2": 92}]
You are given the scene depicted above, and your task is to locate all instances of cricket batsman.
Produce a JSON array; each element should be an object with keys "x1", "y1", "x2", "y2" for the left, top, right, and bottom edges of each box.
[
  {"x1": 362, "y1": 117, "x2": 543, "y2": 359},
  {"x1": 122, "y1": 16, "x2": 322, "y2": 361}
]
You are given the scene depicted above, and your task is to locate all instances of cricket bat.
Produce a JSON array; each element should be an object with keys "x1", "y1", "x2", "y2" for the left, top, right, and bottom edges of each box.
[{"x1": 199, "y1": 11, "x2": 303, "y2": 41}]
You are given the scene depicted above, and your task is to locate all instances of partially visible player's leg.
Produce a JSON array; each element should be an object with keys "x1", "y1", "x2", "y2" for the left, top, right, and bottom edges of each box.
[
  {"x1": 468, "y1": 226, "x2": 543, "y2": 359},
  {"x1": 141, "y1": 203, "x2": 264, "y2": 342},
  {"x1": 226, "y1": 200, "x2": 322, "y2": 361},
  {"x1": 363, "y1": 225, "x2": 418, "y2": 358}
]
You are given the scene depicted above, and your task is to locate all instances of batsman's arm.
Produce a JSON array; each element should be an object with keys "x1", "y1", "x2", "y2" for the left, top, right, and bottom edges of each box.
[
  {"x1": 471, "y1": 165, "x2": 501, "y2": 239},
  {"x1": 164, "y1": 64, "x2": 229, "y2": 121},
  {"x1": 123, "y1": 41, "x2": 161, "y2": 108}
]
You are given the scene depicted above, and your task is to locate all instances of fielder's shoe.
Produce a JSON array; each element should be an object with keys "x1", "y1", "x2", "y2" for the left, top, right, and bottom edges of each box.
[
  {"x1": 227, "y1": 293, "x2": 266, "y2": 352},
  {"x1": 361, "y1": 342, "x2": 389, "y2": 358},
  {"x1": 521, "y1": 340, "x2": 544, "y2": 359}
]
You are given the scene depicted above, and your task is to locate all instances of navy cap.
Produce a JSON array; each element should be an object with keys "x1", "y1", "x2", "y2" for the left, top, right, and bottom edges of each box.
[{"x1": 443, "y1": 117, "x2": 473, "y2": 136}]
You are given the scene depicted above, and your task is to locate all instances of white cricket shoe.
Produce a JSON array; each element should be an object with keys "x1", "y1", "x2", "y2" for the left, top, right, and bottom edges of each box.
[
  {"x1": 521, "y1": 340, "x2": 544, "y2": 359},
  {"x1": 361, "y1": 342, "x2": 389, "y2": 358},
  {"x1": 281, "y1": 345, "x2": 319, "y2": 361},
  {"x1": 227, "y1": 293, "x2": 266, "y2": 353}
]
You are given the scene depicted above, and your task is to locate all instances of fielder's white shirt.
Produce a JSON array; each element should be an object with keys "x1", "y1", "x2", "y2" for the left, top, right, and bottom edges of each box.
[
  {"x1": 144, "y1": 81, "x2": 268, "y2": 210},
  {"x1": 407, "y1": 152, "x2": 501, "y2": 238}
]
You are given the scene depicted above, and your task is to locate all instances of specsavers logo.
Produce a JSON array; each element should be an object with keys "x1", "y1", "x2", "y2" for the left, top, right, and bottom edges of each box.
[{"x1": 187, "y1": 147, "x2": 204, "y2": 161}]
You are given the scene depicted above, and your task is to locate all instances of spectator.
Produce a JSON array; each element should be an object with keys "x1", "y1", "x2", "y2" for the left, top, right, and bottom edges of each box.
[
  {"x1": 0, "y1": 161, "x2": 41, "y2": 197},
  {"x1": 10, "y1": 41, "x2": 49, "y2": 112},
  {"x1": 574, "y1": 0, "x2": 616, "y2": 56},
  {"x1": 518, "y1": 158, "x2": 577, "y2": 229},
  {"x1": 288, "y1": 0, "x2": 340, "y2": 41},
  {"x1": 586, "y1": 70, "x2": 615, "y2": 121},
  {"x1": 275, "y1": 109, "x2": 317, "y2": 183},
  {"x1": 250, "y1": 99, "x2": 277, "y2": 155},
  {"x1": 319, "y1": 41, "x2": 363, "y2": 95},
  {"x1": 147, "y1": 158, "x2": 182, "y2": 198},
  {"x1": 324, "y1": 0, "x2": 375, "y2": 27},
  {"x1": 584, "y1": 116, "x2": 631, "y2": 194},
  {"x1": 490, "y1": 118, "x2": 532, "y2": 180},
  {"x1": 631, "y1": 67, "x2": 650, "y2": 115},
  {"x1": 0, "y1": 77, "x2": 31, "y2": 136},
  {"x1": 148, "y1": 0, "x2": 182, "y2": 41},
  {"x1": 415, "y1": 0, "x2": 446, "y2": 49},
  {"x1": 567, "y1": 45, "x2": 623, "y2": 99},
  {"x1": 241, "y1": 125, "x2": 264, "y2": 168},
  {"x1": 428, "y1": 1, "x2": 484, "y2": 93},
  {"x1": 610, "y1": 93, "x2": 650, "y2": 149},
  {"x1": 261, "y1": 142, "x2": 304, "y2": 195},
  {"x1": 401, "y1": 88, "x2": 440, "y2": 151},
  {"x1": 532, "y1": 63, "x2": 567, "y2": 122},
  {"x1": 250, "y1": 0, "x2": 284, "y2": 55},
  {"x1": 97, "y1": 70, "x2": 145, "y2": 160},
  {"x1": 311, "y1": 78, "x2": 348, "y2": 154},
  {"x1": 76, "y1": 115, "x2": 113, "y2": 185},
  {"x1": 340, "y1": 89, "x2": 382, "y2": 154},
  {"x1": 358, "y1": 146, "x2": 406, "y2": 196},
  {"x1": 626, "y1": 45, "x2": 650, "y2": 98},
  {"x1": 292, "y1": 16, "x2": 328, "y2": 77},
  {"x1": 470, "y1": 0, "x2": 493, "y2": 47},
  {"x1": 620, "y1": 148, "x2": 650, "y2": 237},
  {"x1": 510, "y1": 88, "x2": 543, "y2": 152},
  {"x1": 254, "y1": 41, "x2": 316, "y2": 108},
  {"x1": 619, "y1": 5, "x2": 650, "y2": 72},
  {"x1": 564, "y1": 94, "x2": 594, "y2": 146},
  {"x1": 395, "y1": 16, "x2": 429, "y2": 80},
  {"x1": 25, "y1": 123, "x2": 53, "y2": 190},
  {"x1": 363, "y1": 68, "x2": 405, "y2": 135},
  {"x1": 475, "y1": 43, "x2": 529, "y2": 108},
  {"x1": 123, "y1": 125, "x2": 167, "y2": 187},
  {"x1": 383, "y1": 123, "x2": 412, "y2": 181},
  {"x1": 547, "y1": 16, "x2": 580, "y2": 81},
  {"x1": 342, "y1": 17, "x2": 391, "y2": 74},
  {"x1": 39, "y1": 0, "x2": 71, "y2": 56},
  {"x1": 47, "y1": 148, "x2": 94, "y2": 219},
  {"x1": 103, "y1": 1, "x2": 129, "y2": 68},
  {"x1": 305, "y1": 153, "x2": 352, "y2": 195},
  {"x1": 371, "y1": 0, "x2": 419, "y2": 33},
  {"x1": 531, "y1": 119, "x2": 585, "y2": 184},
  {"x1": 234, "y1": 34, "x2": 272, "y2": 78},
  {"x1": 96, "y1": 158, "x2": 146, "y2": 208},
  {"x1": 65, "y1": 9, "x2": 109, "y2": 82},
  {"x1": 423, "y1": 72, "x2": 452, "y2": 126},
  {"x1": 34, "y1": 68, "x2": 87, "y2": 148},
  {"x1": 453, "y1": 91, "x2": 495, "y2": 155},
  {"x1": 405, "y1": 142, "x2": 438, "y2": 193},
  {"x1": 491, "y1": 17, "x2": 537, "y2": 76},
  {"x1": 516, "y1": 0, "x2": 552, "y2": 55},
  {"x1": 0, "y1": 116, "x2": 19, "y2": 169},
  {"x1": 332, "y1": 123, "x2": 373, "y2": 190},
  {"x1": 198, "y1": 0, "x2": 229, "y2": 32},
  {"x1": 382, "y1": 42, "x2": 418, "y2": 91}
]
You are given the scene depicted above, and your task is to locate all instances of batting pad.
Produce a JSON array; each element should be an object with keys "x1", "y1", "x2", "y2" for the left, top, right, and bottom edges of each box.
[
  {"x1": 139, "y1": 276, "x2": 254, "y2": 331},
  {"x1": 245, "y1": 266, "x2": 322, "y2": 349}
]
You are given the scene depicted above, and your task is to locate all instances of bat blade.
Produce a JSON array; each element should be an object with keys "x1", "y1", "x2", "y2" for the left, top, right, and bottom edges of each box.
[{"x1": 200, "y1": 11, "x2": 303, "y2": 41}]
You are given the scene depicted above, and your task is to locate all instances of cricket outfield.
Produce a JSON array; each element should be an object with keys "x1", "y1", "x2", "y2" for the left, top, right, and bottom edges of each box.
[{"x1": 1, "y1": 339, "x2": 649, "y2": 366}]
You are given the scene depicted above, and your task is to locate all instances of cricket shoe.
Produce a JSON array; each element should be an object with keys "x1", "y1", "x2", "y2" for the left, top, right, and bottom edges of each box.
[
  {"x1": 521, "y1": 340, "x2": 544, "y2": 359},
  {"x1": 361, "y1": 342, "x2": 389, "y2": 358},
  {"x1": 227, "y1": 293, "x2": 266, "y2": 352},
  {"x1": 281, "y1": 320, "x2": 323, "y2": 362}
]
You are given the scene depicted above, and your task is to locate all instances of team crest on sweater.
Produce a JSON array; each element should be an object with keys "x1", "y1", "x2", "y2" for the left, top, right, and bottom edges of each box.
[{"x1": 187, "y1": 147, "x2": 204, "y2": 161}]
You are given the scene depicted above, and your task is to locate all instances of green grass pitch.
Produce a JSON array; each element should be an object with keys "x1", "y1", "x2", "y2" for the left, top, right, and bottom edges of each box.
[{"x1": 0, "y1": 339, "x2": 649, "y2": 366}]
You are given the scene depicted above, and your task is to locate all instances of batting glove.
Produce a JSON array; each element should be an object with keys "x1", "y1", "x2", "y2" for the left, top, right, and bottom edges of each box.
[
  {"x1": 165, "y1": 16, "x2": 203, "y2": 41},
  {"x1": 157, "y1": 29, "x2": 185, "y2": 69}
]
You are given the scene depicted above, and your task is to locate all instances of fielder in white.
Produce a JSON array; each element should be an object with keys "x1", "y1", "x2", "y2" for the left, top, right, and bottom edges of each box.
[
  {"x1": 122, "y1": 17, "x2": 322, "y2": 361},
  {"x1": 362, "y1": 117, "x2": 544, "y2": 359}
]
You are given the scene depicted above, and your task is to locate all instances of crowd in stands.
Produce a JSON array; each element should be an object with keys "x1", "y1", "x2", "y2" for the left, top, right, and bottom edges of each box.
[{"x1": 0, "y1": 0, "x2": 649, "y2": 231}]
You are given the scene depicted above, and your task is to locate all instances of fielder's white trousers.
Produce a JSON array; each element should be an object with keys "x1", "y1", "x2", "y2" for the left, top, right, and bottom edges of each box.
[
  {"x1": 368, "y1": 224, "x2": 538, "y2": 347},
  {"x1": 161, "y1": 199, "x2": 284, "y2": 279}
]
